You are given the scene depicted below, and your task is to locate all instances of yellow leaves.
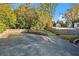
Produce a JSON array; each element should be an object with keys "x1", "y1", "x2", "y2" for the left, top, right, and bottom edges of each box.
[
  {"x1": 29, "y1": 9, "x2": 53, "y2": 31},
  {"x1": 65, "y1": 13, "x2": 73, "y2": 18},
  {"x1": 0, "y1": 4, "x2": 53, "y2": 30},
  {"x1": 72, "y1": 6, "x2": 79, "y2": 11},
  {"x1": 0, "y1": 22, "x2": 6, "y2": 32},
  {"x1": 15, "y1": 4, "x2": 53, "y2": 31},
  {"x1": 65, "y1": 5, "x2": 79, "y2": 21},
  {"x1": 0, "y1": 4, "x2": 17, "y2": 28},
  {"x1": 46, "y1": 19, "x2": 53, "y2": 28}
]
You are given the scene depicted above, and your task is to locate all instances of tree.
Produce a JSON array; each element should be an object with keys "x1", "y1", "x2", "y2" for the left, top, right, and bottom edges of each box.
[
  {"x1": 65, "y1": 4, "x2": 79, "y2": 25},
  {"x1": 0, "y1": 21, "x2": 6, "y2": 32},
  {"x1": 0, "y1": 4, "x2": 16, "y2": 29},
  {"x1": 56, "y1": 20, "x2": 68, "y2": 27},
  {"x1": 29, "y1": 9, "x2": 52, "y2": 31},
  {"x1": 15, "y1": 3, "x2": 57, "y2": 31},
  {"x1": 15, "y1": 4, "x2": 31, "y2": 29},
  {"x1": 37, "y1": 3, "x2": 57, "y2": 29},
  {"x1": 39, "y1": 3, "x2": 57, "y2": 17}
]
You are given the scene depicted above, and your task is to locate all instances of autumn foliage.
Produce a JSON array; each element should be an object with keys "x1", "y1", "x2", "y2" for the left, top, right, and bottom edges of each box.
[
  {"x1": 0, "y1": 4, "x2": 16, "y2": 29},
  {"x1": 0, "y1": 3, "x2": 56, "y2": 32},
  {"x1": 65, "y1": 4, "x2": 79, "y2": 21}
]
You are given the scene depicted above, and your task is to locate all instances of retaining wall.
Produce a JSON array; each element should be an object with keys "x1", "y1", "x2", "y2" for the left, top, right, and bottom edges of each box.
[
  {"x1": 0, "y1": 28, "x2": 79, "y2": 38},
  {"x1": 52, "y1": 27, "x2": 79, "y2": 35},
  {"x1": 0, "y1": 29, "x2": 28, "y2": 38}
]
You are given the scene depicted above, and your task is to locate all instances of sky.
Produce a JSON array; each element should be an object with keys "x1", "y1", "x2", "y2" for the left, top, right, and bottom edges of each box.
[
  {"x1": 53, "y1": 3, "x2": 72, "y2": 22},
  {"x1": 10, "y1": 3, "x2": 39, "y2": 9},
  {"x1": 10, "y1": 3, "x2": 73, "y2": 22}
]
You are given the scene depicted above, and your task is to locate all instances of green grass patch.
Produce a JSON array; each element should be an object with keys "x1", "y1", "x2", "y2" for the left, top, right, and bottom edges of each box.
[
  {"x1": 28, "y1": 29, "x2": 55, "y2": 36},
  {"x1": 58, "y1": 35, "x2": 79, "y2": 42},
  {"x1": 46, "y1": 30, "x2": 56, "y2": 36}
]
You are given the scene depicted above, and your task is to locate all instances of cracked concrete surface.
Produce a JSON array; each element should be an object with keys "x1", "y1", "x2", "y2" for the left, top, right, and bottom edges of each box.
[{"x1": 0, "y1": 34, "x2": 79, "y2": 56}]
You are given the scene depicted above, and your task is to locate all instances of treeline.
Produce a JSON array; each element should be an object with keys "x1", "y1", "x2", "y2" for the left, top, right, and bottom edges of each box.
[
  {"x1": 53, "y1": 4, "x2": 79, "y2": 28},
  {"x1": 65, "y1": 4, "x2": 79, "y2": 27},
  {"x1": 0, "y1": 3, "x2": 56, "y2": 32}
]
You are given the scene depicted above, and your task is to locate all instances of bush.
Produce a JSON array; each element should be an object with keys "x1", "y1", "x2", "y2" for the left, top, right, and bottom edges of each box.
[{"x1": 0, "y1": 22, "x2": 6, "y2": 33}]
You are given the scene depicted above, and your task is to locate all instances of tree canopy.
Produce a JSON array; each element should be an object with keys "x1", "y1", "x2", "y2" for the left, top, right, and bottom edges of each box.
[
  {"x1": 0, "y1": 4, "x2": 16, "y2": 28},
  {"x1": 0, "y1": 3, "x2": 57, "y2": 32},
  {"x1": 65, "y1": 4, "x2": 79, "y2": 22}
]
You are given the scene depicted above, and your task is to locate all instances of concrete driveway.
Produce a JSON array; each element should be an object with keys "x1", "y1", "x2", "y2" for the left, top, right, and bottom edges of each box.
[{"x1": 0, "y1": 34, "x2": 79, "y2": 56}]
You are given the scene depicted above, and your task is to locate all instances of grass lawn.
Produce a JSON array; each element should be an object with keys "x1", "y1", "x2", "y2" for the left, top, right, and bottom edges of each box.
[
  {"x1": 58, "y1": 35, "x2": 79, "y2": 42},
  {"x1": 46, "y1": 30, "x2": 56, "y2": 36},
  {"x1": 28, "y1": 29, "x2": 56, "y2": 36}
]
